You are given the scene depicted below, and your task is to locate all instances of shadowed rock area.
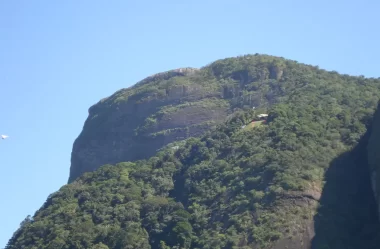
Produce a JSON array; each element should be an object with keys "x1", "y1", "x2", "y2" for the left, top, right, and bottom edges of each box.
[{"x1": 312, "y1": 127, "x2": 380, "y2": 249}]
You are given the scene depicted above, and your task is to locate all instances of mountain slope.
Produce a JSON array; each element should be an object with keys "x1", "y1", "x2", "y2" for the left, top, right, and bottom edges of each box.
[{"x1": 7, "y1": 54, "x2": 380, "y2": 249}]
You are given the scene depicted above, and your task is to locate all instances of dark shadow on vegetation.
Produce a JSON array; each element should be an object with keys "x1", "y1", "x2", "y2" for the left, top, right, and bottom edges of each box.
[{"x1": 311, "y1": 127, "x2": 380, "y2": 249}]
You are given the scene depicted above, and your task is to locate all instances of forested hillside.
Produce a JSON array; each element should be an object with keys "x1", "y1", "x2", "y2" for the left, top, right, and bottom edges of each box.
[
  {"x1": 6, "y1": 54, "x2": 380, "y2": 249},
  {"x1": 69, "y1": 53, "x2": 376, "y2": 183}
]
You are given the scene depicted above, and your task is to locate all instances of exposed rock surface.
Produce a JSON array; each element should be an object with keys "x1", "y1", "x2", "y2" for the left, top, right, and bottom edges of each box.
[
  {"x1": 68, "y1": 55, "x2": 288, "y2": 183},
  {"x1": 68, "y1": 75, "x2": 229, "y2": 183}
]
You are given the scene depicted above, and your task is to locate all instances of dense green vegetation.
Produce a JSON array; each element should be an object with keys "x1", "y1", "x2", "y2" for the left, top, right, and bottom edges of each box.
[
  {"x1": 7, "y1": 54, "x2": 380, "y2": 248},
  {"x1": 71, "y1": 54, "x2": 380, "y2": 182}
]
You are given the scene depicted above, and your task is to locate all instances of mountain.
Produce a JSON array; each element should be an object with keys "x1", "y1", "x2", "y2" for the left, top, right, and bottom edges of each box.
[
  {"x1": 68, "y1": 55, "x2": 287, "y2": 183},
  {"x1": 6, "y1": 54, "x2": 380, "y2": 249}
]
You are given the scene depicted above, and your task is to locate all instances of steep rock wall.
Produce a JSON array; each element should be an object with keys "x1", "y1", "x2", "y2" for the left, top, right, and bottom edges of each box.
[
  {"x1": 367, "y1": 102, "x2": 380, "y2": 219},
  {"x1": 68, "y1": 70, "x2": 231, "y2": 183}
]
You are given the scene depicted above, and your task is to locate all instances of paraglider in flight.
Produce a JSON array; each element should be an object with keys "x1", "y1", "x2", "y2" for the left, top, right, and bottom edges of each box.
[{"x1": 1, "y1": 135, "x2": 9, "y2": 139}]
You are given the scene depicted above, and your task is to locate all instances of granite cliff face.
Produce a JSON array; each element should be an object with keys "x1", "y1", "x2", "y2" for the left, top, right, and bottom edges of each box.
[
  {"x1": 68, "y1": 55, "x2": 286, "y2": 183},
  {"x1": 68, "y1": 68, "x2": 228, "y2": 183}
]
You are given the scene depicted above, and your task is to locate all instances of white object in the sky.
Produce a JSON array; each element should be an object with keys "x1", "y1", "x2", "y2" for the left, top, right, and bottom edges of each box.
[{"x1": 1, "y1": 135, "x2": 9, "y2": 139}]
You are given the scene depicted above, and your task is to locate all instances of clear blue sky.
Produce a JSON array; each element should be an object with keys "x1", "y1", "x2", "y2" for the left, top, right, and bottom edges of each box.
[{"x1": 1, "y1": 0, "x2": 380, "y2": 247}]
